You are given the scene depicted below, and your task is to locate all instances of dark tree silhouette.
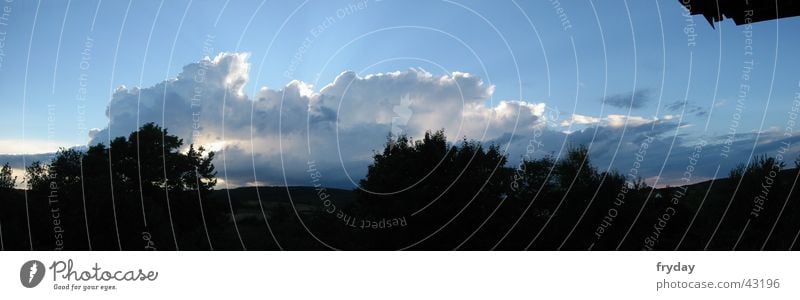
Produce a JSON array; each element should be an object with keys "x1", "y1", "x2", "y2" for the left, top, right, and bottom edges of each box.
[
  {"x1": 353, "y1": 130, "x2": 509, "y2": 249},
  {"x1": 0, "y1": 162, "x2": 15, "y2": 190},
  {"x1": 4, "y1": 123, "x2": 219, "y2": 250}
]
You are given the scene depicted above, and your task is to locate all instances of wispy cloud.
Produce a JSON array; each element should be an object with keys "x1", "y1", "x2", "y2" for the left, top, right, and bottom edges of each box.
[
  {"x1": 0, "y1": 139, "x2": 76, "y2": 155},
  {"x1": 602, "y1": 88, "x2": 653, "y2": 109},
  {"x1": 665, "y1": 100, "x2": 708, "y2": 117}
]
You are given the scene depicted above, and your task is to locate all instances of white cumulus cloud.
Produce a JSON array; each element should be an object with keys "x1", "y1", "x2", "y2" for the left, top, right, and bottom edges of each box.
[{"x1": 90, "y1": 53, "x2": 547, "y2": 188}]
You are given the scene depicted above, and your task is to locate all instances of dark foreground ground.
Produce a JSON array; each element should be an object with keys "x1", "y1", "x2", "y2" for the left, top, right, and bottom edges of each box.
[{"x1": 2, "y1": 169, "x2": 799, "y2": 251}]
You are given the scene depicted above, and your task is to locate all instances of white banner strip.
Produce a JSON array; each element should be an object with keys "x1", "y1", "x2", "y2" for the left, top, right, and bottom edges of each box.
[{"x1": 0, "y1": 252, "x2": 797, "y2": 299}]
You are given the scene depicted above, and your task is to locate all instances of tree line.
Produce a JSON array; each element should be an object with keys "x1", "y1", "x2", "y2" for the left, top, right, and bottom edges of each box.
[
  {"x1": 1, "y1": 125, "x2": 799, "y2": 250},
  {"x1": 0, "y1": 123, "x2": 219, "y2": 250}
]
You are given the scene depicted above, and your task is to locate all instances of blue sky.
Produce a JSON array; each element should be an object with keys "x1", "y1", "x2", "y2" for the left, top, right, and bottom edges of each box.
[{"x1": 1, "y1": 0, "x2": 799, "y2": 187}]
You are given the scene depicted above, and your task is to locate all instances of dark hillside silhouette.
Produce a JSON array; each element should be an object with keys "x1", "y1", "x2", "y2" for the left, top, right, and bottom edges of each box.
[{"x1": 1, "y1": 125, "x2": 799, "y2": 250}]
